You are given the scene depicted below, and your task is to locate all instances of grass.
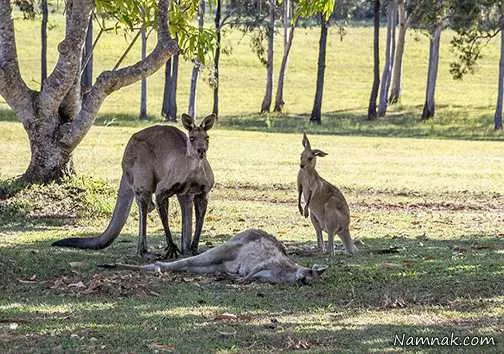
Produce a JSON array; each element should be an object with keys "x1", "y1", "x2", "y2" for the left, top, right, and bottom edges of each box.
[
  {"x1": 1, "y1": 122, "x2": 503, "y2": 352},
  {"x1": 1, "y1": 11, "x2": 503, "y2": 139},
  {"x1": 0, "y1": 11, "x2": 503, "y2": 353}
]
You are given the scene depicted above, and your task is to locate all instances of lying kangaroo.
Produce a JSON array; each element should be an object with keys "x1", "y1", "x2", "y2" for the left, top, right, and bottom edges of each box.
[
  {"x1": 297, "y1": 133, "x2": 358, "y2": 255},
  {"x1": 53, "y1": 114, "x2": 216, "y2": 258},
  {"x1": 99, "y1": 229, "x2": 327, "y2": 285}
]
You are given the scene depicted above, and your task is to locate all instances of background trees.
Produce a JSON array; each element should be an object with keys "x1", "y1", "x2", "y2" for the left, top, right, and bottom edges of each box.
[{"x1": 1, "y1": 0, "x2": 503, "y2": 186}]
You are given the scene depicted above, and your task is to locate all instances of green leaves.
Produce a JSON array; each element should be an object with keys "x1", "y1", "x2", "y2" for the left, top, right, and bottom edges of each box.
[
  {"x1": 96, "y1": 0, "x2": 216, "y2": 63},
  {"x1": 296, "y1": 0, "x2": 335, "y2": 21}
]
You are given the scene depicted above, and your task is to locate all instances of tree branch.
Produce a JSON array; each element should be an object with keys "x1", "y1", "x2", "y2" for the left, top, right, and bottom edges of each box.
[
  {"x1": 39, "y1": 0, "x2": 94, "y2": 115},
  {"x1": 61, "y1": 0, "x2": 179, "y2": 149},
  {"x1": 0, "y1": 0, "x2": 34, "y2": 122}
]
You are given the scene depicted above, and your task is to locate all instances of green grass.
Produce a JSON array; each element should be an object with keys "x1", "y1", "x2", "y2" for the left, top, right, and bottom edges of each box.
[
  {"x1": 1, "y1": 12, "x2": 504, "y2": 353},
  {"x1": 1, "y1": 11, "x2": 503, "y2": 140},
  {"x1": 1, "y1": 122, "x2": 503, "y2": 352}
]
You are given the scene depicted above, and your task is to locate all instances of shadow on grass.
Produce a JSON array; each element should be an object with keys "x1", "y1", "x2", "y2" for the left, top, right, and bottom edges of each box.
[
  {"x1": 2, "y1": 105, "x2": 503, "y2": 140},
  {"x1": 218, "y1": 105, "x2": 504, "y2": 141},
  {"x1": 0, "y1": 233, "x2": 502, "y2": 352}
]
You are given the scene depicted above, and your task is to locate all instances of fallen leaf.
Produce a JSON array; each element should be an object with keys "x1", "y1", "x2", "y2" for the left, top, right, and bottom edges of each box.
[
  {"x1": 378, "y1": 262, "x2": 403, "y2": 270},
  {"x1": 214, "y1": 313, "x2": 238, "y2": 321},
  {"x1": 217, "y1": 330, "x2": 236, "y2": 337},
  {"x1": 69, "y1": 262, "x2": 88, "y2": 269},
  {"x1": 403, "y1": 259, "x2": 415, "y2": 268},
  {"x1": 68, "y1": 281, "x2": 86, "y2": 289},
  {"x1": 148, "y1": 343, "x2": 176, "y2": 352}
]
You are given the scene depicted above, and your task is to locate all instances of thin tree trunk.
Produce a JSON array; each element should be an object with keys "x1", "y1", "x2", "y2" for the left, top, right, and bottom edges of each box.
[
  {"x1": 368, "y1": 0, "x2": 380, "y2": 120},
  {"x1": 389, "y1": 0, "x2": 407, "y2": 104},
  {"x1": 41, "y1": 0, "x2": 48, "y2": 88},
  {"x1": 274, "y1": 24, "x2": 297, "y2": 112},
  {"x1": 421, "y1": 22, "x2": 442, "y2": 120},
  {"x1": 161, "y1": 57, "x2": 173, "y2": 119},
  {"x1": 494, "y1": 15, "x2": 504, "y2": 130},
  {"x1": 310, "y1": 15, "x2": 328, "y2": 125},
  {"x1": 260, "y1": 0, "x2": 275, "y2": 113},
  {"x1": 378, "y1": 0, "x2": 397, "y2": 117},
  {"x1": 212, "y1": 0, "x2": 222, "y2": 118},
  {"x1": 81, "y1": 17, "x2": 93, "y2": 98},
  {"x1": 139, "y1": 25, "x2": 148, "y2": 120},
  {"x1": 169, "y1": 53, "x2": 179, "y2": 119},
  {"x1": 273, "y1": 2, "x2": 296, "y2": 112},
  {"x1": 188, "y1": 0, "x2": 205, "y2": 118},
  {"x1": 283, "y1": 0, "x2": 290, "y2": 49}
]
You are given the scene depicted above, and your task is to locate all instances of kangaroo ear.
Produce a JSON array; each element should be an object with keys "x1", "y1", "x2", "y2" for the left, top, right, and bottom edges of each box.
[
  {"x1": 312, "y1": 264, "x2": 327, "y2": 276},
  {"x1": 182, "y1": 114, "x2": 195, "y2": 131},
  {"x1": 313, "y1": 149, "x2": 328, "y2": 157},
  {"x1": 302, "y1": 133, "x2": 311, "y2": 149},
  {"x1": 200, "y1": 114, "x2": 216, "y2": 131}
]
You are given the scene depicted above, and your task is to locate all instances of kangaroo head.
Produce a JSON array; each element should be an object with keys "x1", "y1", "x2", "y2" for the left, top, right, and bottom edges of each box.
[
  {"x1": 295, "y1": 264, "x2": 327, "y2": 285},
  {"x1": 300, "y1": 133, "x2": 327, "y2": 169},
  {"x1": 182, "y1": 113, "x2": 216, "y2": 159}
]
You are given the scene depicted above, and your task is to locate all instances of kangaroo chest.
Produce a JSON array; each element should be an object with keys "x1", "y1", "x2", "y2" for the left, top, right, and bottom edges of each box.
[{"x1": 157, "y1": 162, "x2": 214, "y2": 197}]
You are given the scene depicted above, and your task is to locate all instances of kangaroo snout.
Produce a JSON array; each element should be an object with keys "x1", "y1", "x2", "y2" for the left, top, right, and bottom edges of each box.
[{"x1": 197, "y1": 148, "x2": 207, "y2": 158}]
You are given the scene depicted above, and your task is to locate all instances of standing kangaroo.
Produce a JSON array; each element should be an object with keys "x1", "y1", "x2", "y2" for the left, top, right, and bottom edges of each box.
[
  {"x1": 99, "y1": 229, "x2": 327, "y2": 285},
  {"x1": 52, "y1": 114, "x2": 216, "y2": 258},
  {"x1": 297, "y1": 133, "x2": 358, "y2": 255}
]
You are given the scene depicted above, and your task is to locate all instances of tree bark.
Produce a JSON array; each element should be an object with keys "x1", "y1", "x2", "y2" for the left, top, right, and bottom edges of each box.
[
  {"x1": 212, "y1": 0, "x2": 222, "y2": 117},
  {"x1": 81, "y1": 17, "x2": 93, "y2": 98},
  {"x1": 41, "y1": 0, "x2": 48, "y2": 88},
  {"x1": 161, "y1": 49, "x2": 179, "y2": 121},
  {"x1": 188, "y1": 0, "x2": 205, "y2": 118},
  {"x1": 273, "y1": 3, "x2": 296, "y2": 112},
  {"x1": 0, "y1": 0, "x2": 179, "y2": 183},
  {"x1": 139, "y1": 25, "x2": 148, "y2": 120},
  {"x1": 310, "y1": 15, "x2": 328, "y2": 125},
  {"x1": 421, "y1": 22, "x2": 442, "y2": 120},
  {"x1": 494, "y1": 15, "x2": 504, "y2": 130},
  {"x1": 378, "y1": 0, "x2": 397, "y2": 117},
  {"x1": 368, "y1": 0, "x2": 380, "y2": 120},
  {"x1": 389, "y1": 0, "x2": 407, "y2": 104},
  {"x1": 260, "y1": 0, "x2": 275, "y2": 113},
  {"x1": 162, "y1": 57, "x2": 173, "y2": 119}
]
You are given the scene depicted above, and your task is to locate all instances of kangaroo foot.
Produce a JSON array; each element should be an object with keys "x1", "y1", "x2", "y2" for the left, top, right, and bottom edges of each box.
[{"x1": 163, "y1": 243, "x2": 180, "y2": 259}]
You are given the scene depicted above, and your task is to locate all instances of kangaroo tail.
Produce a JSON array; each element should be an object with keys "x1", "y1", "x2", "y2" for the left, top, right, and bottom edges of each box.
[{"x1": 52, "y1": 175, "x2": 134, "y2": 250}]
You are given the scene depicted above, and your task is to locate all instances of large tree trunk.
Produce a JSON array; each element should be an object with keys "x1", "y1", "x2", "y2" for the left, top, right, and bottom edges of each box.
[
  {"x1": 273, "y1": 2, "x2": 296, "y2": 113},
  {"x1": 212, "y1": 0, "x2": 222, "y2": 118},
  {"x1": 24, "y1": 122, "x2": 74, "y2": 183},
  {"x1": 310, "y1": 15, "x2": 328, "y2": 125},
  {"x1": 188, "y1": 0, "x2": 205, "y2": 118},
  {"x1": 260, "y1": 0, "x2": 275, "y2": 113},
  {"x1": 139, "y1": 25, "x2": 148, "y2": 120},
  {"x1": 389, "y1": 0, "x2": 407, "y2": 104},
  {"x1": 368, "y1": 0, "x2": 381, "y2": 120},
  {"x1": 81, "y1": 17, "x2": 93, "y2": 97},
  {"x1": 0, "y1": 0, "x2": 178, "y2": 183},
  {"x1": 495, "y1": 16, "x2": 504, "y2": 130},
  {"x1": 378, "y1": 0, "x2": 397, "y2": 117},
  {"x1": 421, "y1": 22, "x2": 442, "y2": 120},
  {"x1": 41, "y1": 0, "x2": 48, "y2": 88}
]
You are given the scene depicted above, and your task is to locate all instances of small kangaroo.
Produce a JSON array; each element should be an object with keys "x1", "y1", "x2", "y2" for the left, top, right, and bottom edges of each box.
[
  {"x1": 99, "y1": 229, "x2": 327, "y2": 285},
  {"x1": 297, "y1": 133, "x2": 358, "y2": 255},
  {"x1": 53, "y1": 114, "x2": 216, "y2": 258}
]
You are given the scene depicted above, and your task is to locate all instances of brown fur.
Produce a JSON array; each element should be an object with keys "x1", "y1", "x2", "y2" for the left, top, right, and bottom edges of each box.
[
  {"x1": 100, "y1": 229, "x2": 327, "y2": 285},
  {"x1": 53, "y1": 114, "x2": 216, "y2": 258},
  {"x1": 297, "y1": 133, "x2": 358, "y2": 255}
]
